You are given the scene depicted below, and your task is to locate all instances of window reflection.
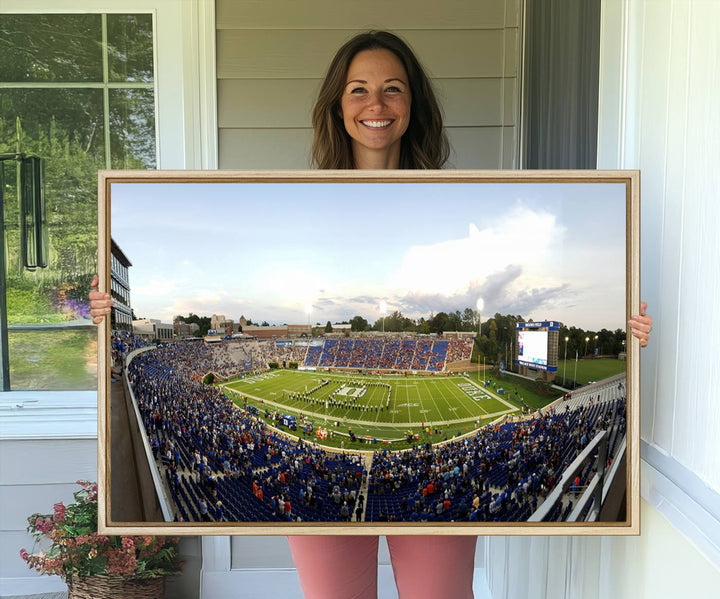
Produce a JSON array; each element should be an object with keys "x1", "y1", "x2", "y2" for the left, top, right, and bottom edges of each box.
[{"x1": 0, "y1": 13, "x2": 155, "y2": 390}]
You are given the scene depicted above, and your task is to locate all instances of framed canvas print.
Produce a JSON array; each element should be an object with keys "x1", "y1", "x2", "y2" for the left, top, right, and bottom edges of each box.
[{"x1": 97, "y1": 170, "x2": 640, "y2": 536}]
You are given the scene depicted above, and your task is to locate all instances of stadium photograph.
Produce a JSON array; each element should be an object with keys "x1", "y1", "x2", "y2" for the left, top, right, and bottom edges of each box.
[{"x1": 101, "y1": 172, "x2": 636, "y2": 531}]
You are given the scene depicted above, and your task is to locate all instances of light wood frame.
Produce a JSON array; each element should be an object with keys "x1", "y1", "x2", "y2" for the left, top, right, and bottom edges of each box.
[{"x1": 98, "y1": 169, "x2": 640, "y2": 536}]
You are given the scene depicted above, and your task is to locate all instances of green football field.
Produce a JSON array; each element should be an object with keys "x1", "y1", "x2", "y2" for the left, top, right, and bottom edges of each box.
[
  {"x1": 554, "y1": 358, "x2": 626, "y2": 386},
  {"x1": 221, "y1": 370, "x2": 524, "y2": 449}
]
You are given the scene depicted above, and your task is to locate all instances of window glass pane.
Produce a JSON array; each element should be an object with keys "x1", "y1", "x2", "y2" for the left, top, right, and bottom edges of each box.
[
  {"x1": 110, "y1": 89, "x2": 156, "y2": 168},
  {"x1": 0, "y1": 14, "x2": 102, "y2": 82},
  {"x1": 0, "y1": 89, "x2": 106, "y2": 161},
  {"x1": 107, "y1": 14, "x2": 154, "y2": 83},
  {"x1": 1, "y1": 13, "x2": 157, "y2": 390},
  {"x1": 8, "y1": 329, "x2": 97, "y2": 390},
  {"x1": 2, "y1": 89, "x2": 102, "y2": 391}
]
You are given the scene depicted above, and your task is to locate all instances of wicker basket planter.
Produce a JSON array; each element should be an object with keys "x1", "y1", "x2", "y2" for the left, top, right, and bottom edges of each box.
[{"x1": 67, "y1": 575, "x2": 165, "y2": 599}]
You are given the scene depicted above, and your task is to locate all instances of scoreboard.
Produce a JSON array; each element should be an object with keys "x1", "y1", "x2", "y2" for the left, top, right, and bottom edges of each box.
[{"x1": 515, "y1": 321, "x2": 559, "y2": 372}]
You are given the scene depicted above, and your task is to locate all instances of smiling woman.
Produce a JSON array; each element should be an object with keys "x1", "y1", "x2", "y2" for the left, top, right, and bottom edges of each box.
[
  {"x1": 340, "y1": 48, "x2": 412, "y2": 169},
  {"x1": 311, "y1": 30, "x2": 448, "y2": 170}
]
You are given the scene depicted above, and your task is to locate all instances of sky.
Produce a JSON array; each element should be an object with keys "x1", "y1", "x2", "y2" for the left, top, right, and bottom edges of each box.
[{"x1": 110, "y1": 180, "x2": 627, "y2": 331}]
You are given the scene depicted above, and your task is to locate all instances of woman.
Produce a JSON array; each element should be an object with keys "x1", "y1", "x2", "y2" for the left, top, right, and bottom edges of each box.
[{"x1": 90, "y1": 30, "x2": 653, "y2": 599}]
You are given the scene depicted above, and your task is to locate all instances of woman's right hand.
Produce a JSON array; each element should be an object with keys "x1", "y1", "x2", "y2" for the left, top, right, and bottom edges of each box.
[{"x1": 89, "y1": 274, "x2": 113, "y2": 324}]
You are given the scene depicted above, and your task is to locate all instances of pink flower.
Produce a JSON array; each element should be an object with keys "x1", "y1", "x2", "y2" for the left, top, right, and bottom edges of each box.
[
  {"x1": 53, "y1": 502, "x2": 66, "y2": 522},
  {"x1": 34, "y1": 518, "x2": 54, "y2": 535},
  {"x1": 107, "y1": 548, "x2": 137, "y2": 576},
  {"x1": 121, "y1": 537, "x2": 135, "y2": 549},
  {"x1": 19, "y1": 548, "x2": 29, "y2": 562}
]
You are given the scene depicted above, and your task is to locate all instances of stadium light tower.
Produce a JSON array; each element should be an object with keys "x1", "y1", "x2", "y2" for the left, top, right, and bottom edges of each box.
[
  {"x1": 584, "y1": 336, "x2": 589, "y2": 358},
  {"x1": 563, "y1": 336, "x2": 569, "y2": 387},
  {"x1": 594, "y1": 334, "x2": 599, "y2": 355},
  {"x1": 379, "y1": 300, "x2": 387, "y2": 335},
  {"x1": 573, "y1": 348, "x2": 579, "y2": 389},
  {"x1": 304, "y1": 302, "x2": 312, "y2": 334},
  {"x1": 476, "y1": 297, "x2": 484, "y2": 382}
]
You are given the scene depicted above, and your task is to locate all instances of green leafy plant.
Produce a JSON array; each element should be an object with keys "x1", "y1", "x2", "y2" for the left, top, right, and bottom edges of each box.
[{"x1": 20, "y1": 481, "x2": 182, "y2": 583}]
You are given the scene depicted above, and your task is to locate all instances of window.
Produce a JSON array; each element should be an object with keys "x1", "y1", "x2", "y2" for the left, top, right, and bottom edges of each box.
[{"x1": 0, "y1": 13, "x2": 156, "y2": 390}]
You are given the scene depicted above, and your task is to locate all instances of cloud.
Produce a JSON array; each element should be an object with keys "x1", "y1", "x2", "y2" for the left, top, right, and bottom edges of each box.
[
  {"x1": 393, "y1": 204, "x2": 564, "y2": 297},
  {"x1": 393, "y1": 267, "x2": 572, "y2": 320}
]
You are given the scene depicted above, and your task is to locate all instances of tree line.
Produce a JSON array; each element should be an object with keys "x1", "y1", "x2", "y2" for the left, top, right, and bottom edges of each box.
[{"x1": 189, "y1": 306, "x2": 628, "y2": 364}]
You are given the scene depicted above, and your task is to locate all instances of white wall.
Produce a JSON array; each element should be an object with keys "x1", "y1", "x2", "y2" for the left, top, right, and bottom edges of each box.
[{"x1": 485, "y1": 0, "x2": 720, "y2": 596}]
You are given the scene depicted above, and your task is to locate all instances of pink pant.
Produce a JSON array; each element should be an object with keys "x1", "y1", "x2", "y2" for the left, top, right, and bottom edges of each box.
[{"x1": 287, "y1": 535, "x2": 477, "y2": 599}]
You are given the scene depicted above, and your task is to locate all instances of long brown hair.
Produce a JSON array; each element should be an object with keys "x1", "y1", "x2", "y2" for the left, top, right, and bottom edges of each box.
[{"x1": 311, "y1": 31, "x2": 449, "y2": 170}]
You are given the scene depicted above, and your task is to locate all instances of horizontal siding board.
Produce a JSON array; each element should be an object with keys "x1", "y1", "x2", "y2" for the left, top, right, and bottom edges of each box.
[
  {"x1": 219, "y1": 129, "x2": 314, "y2": 169},
  {"x1": 439, "y1": 79, "x2": 509, "y2": 126},
  {"x1": 446, "y1": 126, "x2": 504, "y2": 168},
  {"x1": 0, "y1": 439, "x2": 96, "y2": 485},
  {"x1": 503, "y1": 77, "x2": 517, "y2": 126},
  {"x1": 505, "y1": 0, "x2": 521, "y2": 28},
  {"x1": 219, "y1": 126, "x2": 515, "y2": 170},
  {"x1": 218, "y1": 79, "x2": 319, "y2": 128},
  {"x1": 503, "y1": 27, "x2": 519, "y2": 77},
  {"x1": 218, "y1": 119, "x2": 518, "y2": 174},
  {"x1": 218, "y1": 78, "x2": 514, "y2": 128},
  {"x1": 217, "y1": 30, "x2": 508, "y2": 79},
  {"x1": 0, "y1": 531, "x2": 46, "y2": 578},
  {"x1": 503, "y1": 125, "x2": 519, "y2": 168},
  {"x1": 217, "y1": 0, "x2": 508, "y2": 30},
  {"x1": 0, "y1": 483, "x2": 84, "y2": 530}
]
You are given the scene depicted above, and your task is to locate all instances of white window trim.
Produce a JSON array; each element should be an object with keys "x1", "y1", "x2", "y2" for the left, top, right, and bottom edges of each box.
[
  {"x1": 0, "y1": 1, "x2": 217, "y2": 436},
  {"x1": 642, "y1": 443, "x2": 720, "y2": 568},
  {"x1": 0, "y1": 391, "x2": 97, "y2": 439}
]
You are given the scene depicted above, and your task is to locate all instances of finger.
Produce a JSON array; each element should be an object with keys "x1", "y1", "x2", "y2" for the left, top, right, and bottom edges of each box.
[
  {"x1": 628, "y1": 320, "x2": 652, "y2": 333},
  {"x1": 91, "y1": 274, "x2": 99, "y2": 288},
  {"x1": 640, "y1": 301, "x2": 647, "y2": 316},
  {"x1": 89, "y1": 292, "x2": 112, "y2": 303}
]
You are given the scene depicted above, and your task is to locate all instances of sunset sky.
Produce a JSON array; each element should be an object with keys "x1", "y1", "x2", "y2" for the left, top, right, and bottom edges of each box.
[{"x1": 111, "y1": 180, "x2": 627, "y2": 331}]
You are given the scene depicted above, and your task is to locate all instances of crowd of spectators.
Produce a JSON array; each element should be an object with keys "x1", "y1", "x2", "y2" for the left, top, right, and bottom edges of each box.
[
  {"x1": 365, "y1": 392, "x2": 626, "y2": 523},
  {"x1": 410, "y1": 337, "x2": 434, "y2": 370},
  {"x1": 334, "y1": 338, "x2": 355, "y2": 367},
  {"x1": 319, "y1": 339, "x2": 340, "y2": 367},
  {"x1": 127, "y1": 343, "x2": 368, "y2": 523},
  {"x1": 124, "y1": 333, "x2": 625, "y2": 524},
  {"x1": 445, "y1": 338, "x2": 474, "y2": 364}
]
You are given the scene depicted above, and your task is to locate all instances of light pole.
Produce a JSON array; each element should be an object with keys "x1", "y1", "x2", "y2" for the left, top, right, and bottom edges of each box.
[
  {"x1": 594, "y1": 334, "x2": 599, "y2": 356},
  {"x1": 584, "y1": 336, "x2": 589, "y2": 358},
  {"x1": 379, "y1": 301, "x2": 387, "y2": 335},
  {"x1": 504, "y1": 326, "x2": 508, "y2": 370},
  {"x1": 573, "y1": 348, "x2": 579, "y2": 389},
  {"x1": 304, "y1": 302, "x2": 312, "y2": 336},
  {"x1": 476, "y1": 298, "x2": 484, "y2": 383},
  {"x1": 563, "y1": 336, "x2": 569, "y2": 387}
]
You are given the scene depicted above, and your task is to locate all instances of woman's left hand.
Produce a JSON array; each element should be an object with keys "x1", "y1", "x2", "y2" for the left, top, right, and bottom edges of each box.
[{"x1": 628, "y1": 301, "x2": 652, "y2": 348}]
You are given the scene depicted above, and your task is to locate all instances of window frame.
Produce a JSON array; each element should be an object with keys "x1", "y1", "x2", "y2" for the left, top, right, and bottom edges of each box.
[{"x1": 0, "y1": 0, "x2": 216, "y2": 435}]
